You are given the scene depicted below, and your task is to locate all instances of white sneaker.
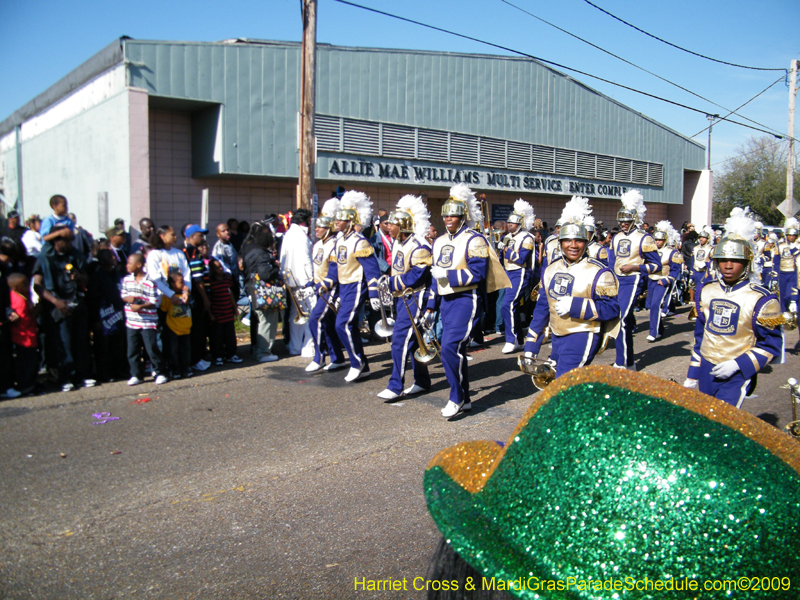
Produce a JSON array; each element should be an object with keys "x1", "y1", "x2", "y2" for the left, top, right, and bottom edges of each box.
[
  {"x1": 305, "y1": 361, "x2": 323, "y2": 373},
  {"x1": 324, "y1": 360, "x2": 347, "y2": 371},
  {"x1": 441, "y1": 400, "x2": 471, "y2": 418},
  {"x1": 127, "y1": 377, "x2": 143, "y2": 386},
  {"x1": 300, "y1": 348, "x2": 315, "y2": 358},
  {"x1": 61, "y1": 383, "x2": 75, "y2": 393},
  {"x1": 344, "y1": 366, "x2": 369, "y2": 382},
  {"x1": 404, "y1": 383, "x2": 427, "y2": 395},
  {"x1": 646, "y1": 335, "x2": 656, "y2": 342},
  {"x1": 377, "y1": 389, "x2": 401, "y2": 400},
  {"x1": 613, "y1": 363, "x2": 637, "y2": 371},
  {"x1": 192, "y1": 360, "x2": 210, "y2": 371},
  {"x1": 241, "y1": 317, "x2": 250, "y2": 327},
  {"x1": 259, "y1": 355, "x2": 279, "y2": 363},
  {"x1": 502, "y1": 342, "x2": 522, "y2": 354},
  {"x1": 83, "y1": 379, "x2": 97, "y2": 388},
  {"x1": 155, "y1": 375, "x2": 168, "y2": 385},
  {"x1": 1, "y1": 387, "x2": 21, "y2": 399}
]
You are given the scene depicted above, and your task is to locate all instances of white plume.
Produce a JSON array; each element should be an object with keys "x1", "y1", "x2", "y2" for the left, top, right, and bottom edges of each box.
[
  {"x1": 339, "y1": 190, "x2": 373, "y2": 226},
  {"x1": 449, "y1": 184, "x2": 480, "y2": 229},
  {"x1": 654, "y1": 220, "x2": 672, "y2": 233},
  {"x1": 396, "y1": 194, "x2": 431, "y2": 241},
  {"x1": 785, "y1": 217, "x2": 800, "y2": 229},
  {"x1": 723, "y1": 206, "x2": 760, "y2": 279},
  {"x1": 513, "y1": 199, "x2": 536, "y2": 230},
  {"x1": 620, "y1": 189, "x2": 646, "y2": 222},
  {"x1": 584, "y1": 215, "x2": 596, "y2": 228},
  {"x1": 560, "y1": 195, "x2": 592, "y2": 226},
  {"x1": 320, "y1": 198, "x2": 340, "y2": 218},
  {"x1": 668, "y1": 226, "x2": 681, "y2": 247}
]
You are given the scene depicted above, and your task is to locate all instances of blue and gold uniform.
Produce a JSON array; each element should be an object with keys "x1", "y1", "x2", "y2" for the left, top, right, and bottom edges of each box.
[
  {"x1": 540, "y1": 232, "x2": 561, "y2": 272},
  {"x1": 774, "y1": 238, "x2": 800, "y2": 311},
  {"x1": 501, "y1": 228, "x2": 536, "y2": 346},
  {"x1": 586, "y1": 239, "x2": 609, "y2": 266},
  {"x1": 646, "y1": 234, "x2": 682, "y2": 340},
  {"x1": 308, "y1": 233, "x2": 345, "y2": 368},
  {"x1": 692, "y1": 239, "x2": 714, "y2": 287}
]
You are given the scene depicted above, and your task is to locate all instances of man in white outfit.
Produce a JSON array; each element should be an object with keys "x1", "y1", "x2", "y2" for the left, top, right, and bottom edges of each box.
[{"x1": 280, "y1": 208, "x2": 315, "y2": 357}]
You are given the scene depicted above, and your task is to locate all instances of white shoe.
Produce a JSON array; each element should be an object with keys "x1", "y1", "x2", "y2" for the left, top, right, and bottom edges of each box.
[
  {"x1": 324, "y1": 360, "x2": 347, "y2": 371},
  {"x1": 241, "y1": 317, "x2": 250, "y2": 327},
  {"x1": 646, "y1": 335, "x2": 656, "y2": 342},
  {"x1": 192, "y1": 360, "x2": 210, "y2": 371},
  {"x1": 613, "y1": 363, "x2": 638, "y2": 371},
  {"x1": 258, "y1": 355, "x2": 279, "y2": 363},
  {"x1": 344, "y1": 366, "x2": 370, "y2": 382},
  {"x1": 466, "y1": 355, "x2": 473, "y2": 361},
  {"x1": 2, "y1": 387, "x2": 21, "y2": 399},
  {"x1": 127, "y1": 377, "x2": 142, "y2": 386},
  {"x1": 441, "y1": 400, "x2": 471, "y2": 418},
  {"x1": 300, "y1": 348, "x2": 315, "y2": 358},
  {"x1": 155, "y1": 375, "x2": 168, "y2": 385},
  {"x1": 61, "y1": 382, "x2": 75, "y2": 393},
  {"x1": 377, "y1": 389, "x2": 401, "y2": 400},
  {"x1": 502, "y1": 342, "x2": 522, "y2": 354},
  {"x1": 305, "y1": 361, "x2": 323, "y2": 372},
  {"x1": 83, "y1": 379, "x2": 97, "y2": 388},
  {"x1": 404, "y1": 383, "x2": 427, "y2": 395}
]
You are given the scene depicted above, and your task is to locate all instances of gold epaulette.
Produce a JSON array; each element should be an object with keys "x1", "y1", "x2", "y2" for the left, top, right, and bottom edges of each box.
[
  {"x1": 411, "y1": 255, "x2": 433, "y2": 267},
  {"x1": 642, "y1": 241, "x2": 658, "y2": 253},
  {"x1": 599, "y1": 248, "x2": 608, "y2": 260},
  {"x1": 671, "y1": 254, "x2": 684, "y2": 264},
  {"x1": 522, "y1": 239, "x2": 535, "y2": 250},
  {"x1": 596, "y1": 285, "x2": 618, "y2": 297},
  {"x1": 468, "y1": 246, "x2": 489, "y2": 258},
  {"x1": 353, "y1": 245, "x2": 375, "y2": 258}
]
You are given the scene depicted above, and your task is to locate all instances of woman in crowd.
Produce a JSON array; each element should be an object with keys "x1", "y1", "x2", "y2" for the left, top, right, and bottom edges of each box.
[{"x1": 241, "y1": 221, "x2": 282, "y2": 363}]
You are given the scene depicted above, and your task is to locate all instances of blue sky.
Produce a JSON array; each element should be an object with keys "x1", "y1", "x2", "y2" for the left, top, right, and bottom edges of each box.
[{"x1": 1, "y1": 0, "x2": 797, "y2": 169}]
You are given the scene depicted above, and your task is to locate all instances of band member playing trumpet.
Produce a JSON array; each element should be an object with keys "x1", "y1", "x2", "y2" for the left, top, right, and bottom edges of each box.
[
  {"x1": 684, "y1": 207, "x2": 784, "y2": 408},
  {"x1": 376, "y1": 195, "x2": 433, "y2": 401},
  {"x1": 324, "y1": 191, "x2": 382, "y2": 382},
  {"x1": 500, "y1": 199, "x2": 536, "y2": 354},
  {"x1": 305, "y1": 199, "x2": 347, "y2": 373},
  {"x1": 524, "y1": 196, "x2": 619, "y2": 378},
  {"x1": 646, "y1": 221, "x2": 682, "y2": 342}
]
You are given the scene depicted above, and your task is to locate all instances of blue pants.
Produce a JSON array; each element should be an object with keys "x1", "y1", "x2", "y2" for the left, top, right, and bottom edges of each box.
[
  {"x1": 502, "y1": 269, "x2": 529, "y2": 344},
  {"x1": 309, "y1": 289, "x2": 345, "y2": 365},
  {"x1": 698, "y1": 357, "x2": 752, "y2": 408},
  {"x1": 552, "y1": 331, "x2": 600, "y2": 378},
  {"x1": 614, "y1": 274, "x2": 641, "y2": 367},
  {"x1": 335, "y1": 282, "x2": 368, "y2": 370},
  {"x1": 779, "y1": 271, "x2": 795, "y2": 312},
  {"x1": 440, "y1": 290, "x2": 482, "y2": 405},
  {"x1": 647, "y1": 280, "x2": 669, "y2": 338},
  {"x1": 386, "y1": 291, "x2": 431, "y2": 394},
  {"x1": 495, "y1": 288, "x2": 506, "y2": 331}
]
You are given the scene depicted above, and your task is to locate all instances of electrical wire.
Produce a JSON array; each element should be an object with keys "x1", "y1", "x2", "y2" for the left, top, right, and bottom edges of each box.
[
  {"x1": 691, "y1": 76, "x2": 786, "y2": 138},
  {"x1": 500, "y1": 0, "x2": 784, "y2": 137},
  {"x1": 331, "y1": 0, "x2": 787, "y2": 140},
  {"x1": 710, "y1": 138, "x2": 791, "y2": 168},
  {"x1": 581, "y1": 0, "x2": 785, "y2": 72}
]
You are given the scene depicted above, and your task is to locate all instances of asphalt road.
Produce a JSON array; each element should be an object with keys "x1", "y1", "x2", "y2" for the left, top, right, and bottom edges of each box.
[{"x1": 1, "y1": 307, "x2": 798, "y2": 599}]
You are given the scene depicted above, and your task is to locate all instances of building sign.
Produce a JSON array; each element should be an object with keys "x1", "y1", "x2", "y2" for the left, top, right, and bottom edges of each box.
[
  {"x1": 322, "y1": 156, "x2": 640, "y2": 199},
  {"x1": 491, "y1": 204, "x2": 513, "y2": 223}
]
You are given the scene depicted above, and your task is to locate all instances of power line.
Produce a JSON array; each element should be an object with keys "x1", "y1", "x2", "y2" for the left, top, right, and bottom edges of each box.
[
  {"x1": 331, "y1": 0, "x2": 787, "y2": 140},
  {"x1": 581, "y1": 0, "x2": 785, "y2": 72},
  {"x1": 500, "y1": 0, "x2": 784, "y2": 137},
  {"x1": 710, "y1": 137, "x2": 791, "y2": 167},
  {"x1": 691, "y1": 76, "x2": 786, "y2": 138}
]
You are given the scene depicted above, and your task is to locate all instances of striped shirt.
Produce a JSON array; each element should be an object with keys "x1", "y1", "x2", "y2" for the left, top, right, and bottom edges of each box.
[
  {"x1": 121, "y1": 274, "x2": 161, "y2": 330},
  {"x1": 207, "y1": 278, "x2": 236, "y2": 323}
]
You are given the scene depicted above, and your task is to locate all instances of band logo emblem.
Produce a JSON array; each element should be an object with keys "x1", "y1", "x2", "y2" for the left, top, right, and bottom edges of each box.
[
  {"x1": 617, "y1": 239, "x2": 632, "y2": 257},
  {"x1": 393, "y1": 251, "x2": 405, "y2": 272},
  {"x1": 337, "y1": 246, "x2": 348, "y2": 264},
  {"x1": 438, "y1": 245, "x2": 455, "y2": 268},
  {"x1": 550, "y1": 273, "x2": 574, "y2": 297},
  {"x1": 708, "y1": 299, "x2": 739, "y2": 335},
  {"x1": 314, "y1": 247, "x2": 324, "y2": 265}
]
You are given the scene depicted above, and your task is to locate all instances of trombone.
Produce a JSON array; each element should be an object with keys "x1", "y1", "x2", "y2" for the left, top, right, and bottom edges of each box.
[
  {"x1": 785, "y1": 378, "x2": 800, "y2": 438},
  {"x1": 375, "y1": 275, "x2": 396, "y2": 338},
  {"x1": 283, "y1": 268, "x2": 313, "y2": 325},
  {"x1": 399, "y1": 289, "x2": 439, "y2": 363}
]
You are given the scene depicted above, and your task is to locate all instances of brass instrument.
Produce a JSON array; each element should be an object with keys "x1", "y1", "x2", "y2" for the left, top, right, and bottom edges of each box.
[
  {"x1": 491, "y1": 229, "x2": 505, "y2": 244},
  {"x1": 517, "y1": 355, "x2": 556, "y2": 391},
  {"x1": 687, "y1": 304, "x2": 698, "y2": 321},
  {"x1": 374, "y1": 275, "x2": 396, "y2": 338},
  {"x1": 318, "y1": 287, "x2": 339, "y2": 315},
  {"x1": 282, "y1": 268, "x2": 313, "y2": 325},
  {"x1": 477, "y1": 194, "x2": 490, "y2": 237},
  {"x1": 785, "y1": 378, "x2": 800, "y2": 438},
  {"x1": 417, "y1": 309, "x2": 442, "y2": 361},
  {"x1": 529, "y1": 282, "x2": 541, "y2": 302},
  {"x1": 399, "y1": 289, "x2": 438, "y2": 363},
  {"x1": 784, "y1": 311, "x2": 798, "y2": 331}
]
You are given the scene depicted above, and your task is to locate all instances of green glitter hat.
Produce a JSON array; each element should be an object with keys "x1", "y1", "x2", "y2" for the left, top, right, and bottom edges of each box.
[{"x1": 424, "y1": 366, "x2": 800, "y2": 599}]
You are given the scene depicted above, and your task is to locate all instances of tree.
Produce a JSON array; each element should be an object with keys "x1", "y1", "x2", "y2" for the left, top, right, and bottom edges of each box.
[{"x1": 713, "y1": 136, "x2": 799, "y2": 225}]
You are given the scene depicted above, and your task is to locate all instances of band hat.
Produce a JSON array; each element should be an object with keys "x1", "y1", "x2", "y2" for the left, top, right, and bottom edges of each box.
[
  {"x1": 617, "y1": 189, "x2": 645, "y2": 224},
  {"x1": 391, "y1": 194, "x2": 431, "y2": 239},
  {"x1": 425, "y1": 366, "x2": 800, "y2": 599},
  {"x1": 557, "y1": 195, "x2": 591, "y2": 242},
  {"x1": 507, "y1": 199, "x2": 535, "y2": 230},
  {"x1": 442, "y1": 184, "x2": 480, "y2": 229},
  {"x1": 336, "y1": 190, "x2": 373, "y2": 225},
  {"x1": 785, "y1": 217, "x2": 800, "y2": 236}
]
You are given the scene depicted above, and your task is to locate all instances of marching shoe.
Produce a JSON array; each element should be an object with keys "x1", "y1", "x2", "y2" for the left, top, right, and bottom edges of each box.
[
  {"x1": 155, "y1": 375, "x2": 168, "y2": 385},
  {"x1": 305, "y1": 361, "x2": 323, "y2": 373},
  {"x1": 646, "y1": 335, "x2": 659, "y2": 342},
  {"x1": 127, "y1": 377, "x2": 143, "y2": 386},
  {"x1": 403, "y1": 383, "x2": 427, "y2": 395},
  {"x1": 324, "y1": 360, "x2": 348, "y2": 371},
  {"x1": 613, "y1": 363, "x2": 638, "y2": 371},
  {"x1": 377, "y1": 389, "x2": 401, "y2": 400},
  {"x1": 344, "y1": 366, "x2": 370, "y2": 382},
  {"x1": 502, "y1": 342, "x2": 523, "y2": 354},
  {"x1": 442, "y1": 400, "x2": 471, "y2": 418}
]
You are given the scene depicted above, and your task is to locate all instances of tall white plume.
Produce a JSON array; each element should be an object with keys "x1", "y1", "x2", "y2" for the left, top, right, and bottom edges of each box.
[
  {"x1": 449, "y1": 184, "x2": 480, "y2": 229},
  {"x1": 785, "y1": 217, "x2": 800, "y2": 230},
  {"x1": 339, "y1": 190, "x2": 373, "y2": 226},
  {"x1": 723, "y1": 206, "x2": 760, "y2": 279},
  {"x1": 396, "y1": 194, "x2": 431, "y2": 241},
  {"x1": 620, "y1": 189, "x2": 646, "y2": 223},
  {"x1": 560, "y1": 195, "x2": 592, "y2": 226},
  {"x1": 320, "y1": 198, "x2": 340, "y2": 217},
  {"x1": 513, "y1": 199, "x2": 536, "y2": 230},
  {"x1": 584, "y1": 215, "x2": 596, "y2": 229}
]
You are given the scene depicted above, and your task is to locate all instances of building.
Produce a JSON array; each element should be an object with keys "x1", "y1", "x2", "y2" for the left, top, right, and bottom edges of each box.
[{"x1": 0, "y1": 37, "x2": 708, "y2": 240}]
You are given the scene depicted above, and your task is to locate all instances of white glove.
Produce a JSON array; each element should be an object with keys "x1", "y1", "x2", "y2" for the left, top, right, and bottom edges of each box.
[
  {"x1": 791, "y1": 301, "x2": 798, "y2": 313},
  {"x1": 370, "y1": 298, "x2": 381, "y2": 311},
  {"x1": 424, "y1": 311, "x2": 436, "y2": 326},
  {"x1": 430, "y1": 266, "x2": 447, "y2": 280},
  {"x1": 496, "y1": 242, "x2": 505, "y2": 251},
  {"x1": 524, "y1": 351, "x2": 533, "y2": 358},
  {"x1": 710, "y1": 360, "x2": 739, "y2": 380},
  {"x1": 554, "y1": 296, "x2": 572, "y2": 317},
  {"x1": 683, "y1": 378, "x2": 698, "y2": 389}
]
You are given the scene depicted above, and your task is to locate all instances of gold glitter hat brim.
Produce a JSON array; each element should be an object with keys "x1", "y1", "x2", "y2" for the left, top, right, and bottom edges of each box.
[{"x1": 424, "y1": 366, "x2": 800, "y2": 599}]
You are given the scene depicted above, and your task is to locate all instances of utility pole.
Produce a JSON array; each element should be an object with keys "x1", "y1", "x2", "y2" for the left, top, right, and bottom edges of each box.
[
  {"x1": 787, "y1": 58, "x2": 797, "y2": 213},
  {"x1": 706, "y1": 114, "x2": 716, "y2": 170},
  {"x1": 298, "y1": 0, "x2": 317, "y2": 211}
]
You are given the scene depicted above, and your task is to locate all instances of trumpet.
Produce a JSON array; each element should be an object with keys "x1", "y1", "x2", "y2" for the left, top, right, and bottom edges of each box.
[
  {"x1": 529, "y1": 282, "x2": 541, "y2": 302},
  {"x1": 399, "y1": 290, "x2": 439, "y2": 364},
  {"x1": 374, "y1": 275, "x2": 396, "y2": 338},
  {"x1": 517, "y1": 355, "x2": 556, "y2": 391},
  {"x1": 785, "y1": 378, "x2": 800, "y2": 438},
  {"x1": 283, "y1": 268, "x2": 313, "y2": 325}
]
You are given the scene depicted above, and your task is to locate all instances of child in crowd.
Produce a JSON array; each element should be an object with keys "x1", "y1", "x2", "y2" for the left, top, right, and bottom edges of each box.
[
  {"x1": 206, "y1": 258, "x2": 242, "y2": 365},
  {"x1": 40, "y1": 195, "x2": 75, "y2": 244},
  {"x1": 121, "y1": 254, "x2": 166, "y2": 386},
  {"x1": 7, "y1": 273, "x2": 41, "y2": 394},
  {"x1": 161, "y1": 271, "x2": 192, "y2": 379}
]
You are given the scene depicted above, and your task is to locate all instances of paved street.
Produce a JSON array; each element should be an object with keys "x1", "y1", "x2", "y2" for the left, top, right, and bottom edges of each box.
[{"x1": 1, "y1": 308, "x2": 798, "y2": 599}]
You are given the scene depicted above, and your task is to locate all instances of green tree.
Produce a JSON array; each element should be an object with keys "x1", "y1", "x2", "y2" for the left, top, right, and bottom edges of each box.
[{"x1": 713, "y1": 136, "x2": 798, "y2": 225}]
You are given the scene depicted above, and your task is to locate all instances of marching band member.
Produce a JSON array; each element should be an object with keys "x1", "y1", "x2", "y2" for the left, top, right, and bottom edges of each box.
[
  {"x1": 324, "y1": 191, "x2": 382, "y2": 382},
  {"x1": 753, "y1": 222, "x2": 769, "y2": 286},
  {"x1": 774, "y1": 217, "x2": 800, "y2": 312},
  {"x1": 584, "y1": 216, "x2": 608, "y2": 266},
  {"x1": 540, "y1": 219, "x2": 562, "y2": 272},
  {"x1": 684, "y1": 207, "x2": 783, "y2": 407},
  {"x1": 691, "y1": 226, "x2": 715, "y2": 287},
  {"x1": 377, "y1": 195, "x2": 433, "y2": 400},
  {"x1": 609, "y1": 189, "x2": 661, "y2": 370},
  {"x1": 646, "y1": 221, "x2": 682, "y2": 342},
  {"x1": 305, "y1": 199, "x2": 347, "y2": 373},
  {"x1": 500, "y1": 199, "x2": 536, "y2": 354},
  {"x1": 425, "y1": 184, "x2": 495, "y2": 418},
  {"x1": 524, "y1": 196, "x2": 619, "y2": 378}
]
